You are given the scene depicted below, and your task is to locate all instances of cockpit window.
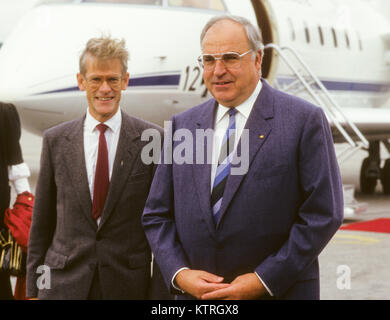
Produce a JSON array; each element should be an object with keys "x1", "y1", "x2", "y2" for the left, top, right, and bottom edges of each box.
[
  {"x1": 83, "y1": 0, "x2": 162, "y2": 4},
  {"x1": 37, "y1": 0, "x2": 225, "y2": 9},
  {"x1": 38, "y1": 0, "x2": 75, "y2": 4},
  {"x1": 168, "y1": 0, "x2": 225, "y2": 11},
  {"x1": 38, "y1": 0, "x2": 162, "y2": 4}
]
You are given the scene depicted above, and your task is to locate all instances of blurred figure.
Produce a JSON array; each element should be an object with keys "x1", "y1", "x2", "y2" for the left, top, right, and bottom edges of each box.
[{"x1": 0, "y1": 102, "x2": 31, "y2": 300}]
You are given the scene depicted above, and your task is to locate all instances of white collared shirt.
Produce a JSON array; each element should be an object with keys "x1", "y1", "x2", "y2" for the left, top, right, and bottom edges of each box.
[
  {"x1": 83, "y1": 107, "x2": 121, "y2": 225},
  {"x1": 210, "y1": 80, "x2": 262, "y2": 189}
]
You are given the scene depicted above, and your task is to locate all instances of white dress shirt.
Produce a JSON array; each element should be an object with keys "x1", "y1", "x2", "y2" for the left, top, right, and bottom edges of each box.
[
  {"x1": 83, "y1": 107, "x2": 121, "y2": 225},
  {"x1": 210, "y1": 80, "x2": 262, "y2": 189}
]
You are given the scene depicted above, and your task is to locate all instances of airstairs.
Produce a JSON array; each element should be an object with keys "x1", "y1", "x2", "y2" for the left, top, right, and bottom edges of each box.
[{"x1": 265, "y1": 44, "x2": 368, "y2": 218}]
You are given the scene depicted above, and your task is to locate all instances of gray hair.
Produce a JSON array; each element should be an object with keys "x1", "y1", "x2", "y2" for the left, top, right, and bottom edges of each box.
[
  {"x1": 79, "y1": 35, "x2": 129, "y2": 76},
  {"x1": 200, "y1": 15, "x2": 264, "y2": 58}
]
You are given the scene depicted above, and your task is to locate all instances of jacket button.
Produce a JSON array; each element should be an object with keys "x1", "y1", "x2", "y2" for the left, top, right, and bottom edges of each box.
[{"x1": 96, "y1": 234, "x2": 102, "y2": 241}]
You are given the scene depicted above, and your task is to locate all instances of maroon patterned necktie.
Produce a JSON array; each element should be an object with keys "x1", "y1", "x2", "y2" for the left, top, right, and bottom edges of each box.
[{"x1": 92, "y1": 123, "x2": 109, "y2": 220}]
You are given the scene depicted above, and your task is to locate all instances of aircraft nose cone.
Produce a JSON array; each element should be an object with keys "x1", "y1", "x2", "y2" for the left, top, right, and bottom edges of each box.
[
  {"x1": 0, "y1": 87, "x2": 22, "y2": 103},
  {"x1": 0, "y1": 57, "x2": 25, "y2": 103}
]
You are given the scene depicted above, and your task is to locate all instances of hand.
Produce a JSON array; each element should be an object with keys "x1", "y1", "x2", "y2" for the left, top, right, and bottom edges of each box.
[
  {"x1": 175, "y1": 269, "x2": 230, "y2": 299},
  {"x1": 201, "y1": 273, "x2": 267, "y2": 300}
]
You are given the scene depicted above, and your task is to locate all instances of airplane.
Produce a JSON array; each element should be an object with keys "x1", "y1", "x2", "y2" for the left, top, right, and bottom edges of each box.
[
  {"x1": 0, "y1": 0, "x2": 389, "y2": 200},
  {"x1": 0, "y1": 0, "x2": 41, "y2": 49}
]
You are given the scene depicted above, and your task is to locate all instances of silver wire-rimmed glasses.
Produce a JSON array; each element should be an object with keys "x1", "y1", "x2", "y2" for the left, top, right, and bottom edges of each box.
[{"x1": 197, "y1": 50, "x2": 252, "y2": 70}]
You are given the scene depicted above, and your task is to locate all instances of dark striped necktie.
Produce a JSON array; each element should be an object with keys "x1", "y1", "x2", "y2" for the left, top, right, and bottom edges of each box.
[{"x1": 211, "y1": 108, "x2": 237, "y2": 225}]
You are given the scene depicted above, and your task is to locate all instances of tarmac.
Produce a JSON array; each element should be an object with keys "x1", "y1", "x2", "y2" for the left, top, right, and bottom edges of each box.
[
  {"x1": 11, "y1": 131, "x2": 390, "y2": 300},
  {"x1": 320, "y1": 144, "x2": 390, "y2": 300}
]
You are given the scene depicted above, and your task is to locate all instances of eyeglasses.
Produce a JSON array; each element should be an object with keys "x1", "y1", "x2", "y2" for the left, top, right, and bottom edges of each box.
[
  {"x1": 197, "y1": 50, "x2": 252, "y2": 70},
  {"x1": 84, "y1": 75, "x2": 124, "y2": 90}
]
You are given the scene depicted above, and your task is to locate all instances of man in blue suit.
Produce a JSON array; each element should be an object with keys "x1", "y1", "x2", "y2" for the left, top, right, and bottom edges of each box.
[{"x1": 142, "y1": 15, "x2": 343, "y2": 300}]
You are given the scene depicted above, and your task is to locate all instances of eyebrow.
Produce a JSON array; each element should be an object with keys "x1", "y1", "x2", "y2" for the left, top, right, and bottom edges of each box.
[
  {"x1": 86, "y1": 73, "x2": 122, "y2": 77},
  {"x1": 202, "y1": 50, "x2": 246, "y2": 55}
]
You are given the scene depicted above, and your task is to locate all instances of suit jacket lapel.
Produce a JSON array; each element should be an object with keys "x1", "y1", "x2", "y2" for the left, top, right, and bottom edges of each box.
[
  {"x1": 216, "y1": 80, "x2": 275, "y2": 229},
  {"x1": 62, "y1": 116, "x2": 97, "y2": 231},
  {"x1": 98, "y1": 112, "x2": 139, "y2": 230},
  {"x1": 192, "y1": 99, "x2": 217, "y2": 237}
]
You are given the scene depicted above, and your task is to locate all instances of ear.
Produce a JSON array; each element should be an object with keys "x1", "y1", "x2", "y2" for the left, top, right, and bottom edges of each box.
[
  {"x1": 255, "y1": 51, "x2": 262, "y2": 73},
  {"x1": 77, "y1": 73, "x2": 86, "y2": 91},
  {"x1": 122, "y1": 72, "x2": 130, "y2": 90}
]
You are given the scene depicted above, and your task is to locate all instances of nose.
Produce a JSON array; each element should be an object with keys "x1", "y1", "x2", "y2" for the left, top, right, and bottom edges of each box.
[
  {"x1": 213, "y1": 59, "x2": 227, "y2": 77},
  {"x1": 99, "y1": 80, "x2": 112, "y2": 92}
]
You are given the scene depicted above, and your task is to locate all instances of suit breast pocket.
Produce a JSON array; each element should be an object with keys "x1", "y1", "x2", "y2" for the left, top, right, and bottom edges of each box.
[
  {"x1": 124, "y1": 172, "x2": 151, "y2": 197},
  {"x1": 254, "y1": 164, "x2": 290, "y2": 181},
  {"x1": 127, "y1": 172, "x2": 150, "y2": 184}
]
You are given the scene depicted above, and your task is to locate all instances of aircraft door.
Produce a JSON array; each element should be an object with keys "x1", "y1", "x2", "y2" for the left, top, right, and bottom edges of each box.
[{"x1": 250, "y1": 0, "x2": 279, "y2": 83}]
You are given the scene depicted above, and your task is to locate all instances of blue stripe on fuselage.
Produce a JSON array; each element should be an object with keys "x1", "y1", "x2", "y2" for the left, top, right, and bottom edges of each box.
[
  {"x1": 33, "y1": 74, "x2": 390, "y2": 95},
  {"x1": 276, "y1": 77, "x2": 390, "y2": 93},
  {"x1": 34, "y1": 74, "x2": 181, "y2": 95}
]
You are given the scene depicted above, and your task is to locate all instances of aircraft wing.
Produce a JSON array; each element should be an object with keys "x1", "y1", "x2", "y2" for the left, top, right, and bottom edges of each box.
[{"x1": 329, "y1": 106, "x2": 390, "y2": 143}]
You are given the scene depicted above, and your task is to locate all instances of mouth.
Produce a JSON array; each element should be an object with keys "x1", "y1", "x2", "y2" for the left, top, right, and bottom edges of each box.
[
  {"x1": 213, "y1": 80, "x2": 233, "y2": 88},
  {"x1": 96, "y1": 97, "x2": 114, "y2": 102}
]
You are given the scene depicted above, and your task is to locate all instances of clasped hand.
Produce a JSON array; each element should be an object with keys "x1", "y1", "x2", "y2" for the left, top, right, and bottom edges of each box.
[{"x1": 175, "y1": 269, "x2": 266, "y2": 300}]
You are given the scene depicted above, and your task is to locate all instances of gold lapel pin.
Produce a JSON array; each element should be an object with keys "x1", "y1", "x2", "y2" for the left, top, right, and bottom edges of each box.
[{"x1": 259, "y1": 135, "x2": 264, "y2": 139}]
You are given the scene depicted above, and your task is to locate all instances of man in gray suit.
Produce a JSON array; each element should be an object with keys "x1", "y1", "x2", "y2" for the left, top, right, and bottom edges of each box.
[{"x1": 27, "y1": 36, "x2": 166, "y2": 299}]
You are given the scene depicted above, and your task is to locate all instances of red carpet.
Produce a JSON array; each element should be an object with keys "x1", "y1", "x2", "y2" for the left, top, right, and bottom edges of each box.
[{"x1": 340, "y1": 218, "x2": 390, "y2": 234}]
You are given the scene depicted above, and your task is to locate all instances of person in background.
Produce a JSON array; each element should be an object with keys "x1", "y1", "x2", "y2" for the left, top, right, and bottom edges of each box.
[{"x1": 0, "y1": 102, "x2": 32, "y2": 300}]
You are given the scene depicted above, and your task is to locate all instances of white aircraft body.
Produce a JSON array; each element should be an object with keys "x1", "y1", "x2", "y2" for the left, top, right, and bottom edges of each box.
[
  {"x1": 0, "y1": 0, "x2": 389, "y2": 195},
  {"x1": 0, "y1": 0, "x2": 41, "y2": 49}
]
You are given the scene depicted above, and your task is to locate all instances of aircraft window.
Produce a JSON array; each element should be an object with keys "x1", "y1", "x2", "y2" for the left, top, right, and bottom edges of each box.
[
  {"x1": 345, "y1": 31, "x2": 350, "y2": 49},
  {"x1": 318, "y1": 26, "x2": 324, "y2": 46},
  {"x1": 168, "y1": 0, "x2": 225, "y2": 11},
  {"x1": 357, "y1": 31, "x2": 363, "y2": 51},
  {"x1": 39, "y1": 0, "x2": 162, "y2": 4},
  {"x1": 82, "y1": 0, "x2": 162, "y2": 4},
  {"x1": 304, "y1": 22, "x2": 310, "y2": 44},
  {"x1": 331, "y1": 28, "x2": 338, "y2": 48},
  {"x1": 39, "y1": 0, "x2": 225, "y2": 9},
  {"x1": 287, "y1": 18, "x2": 296, "y2": 41},
  {"x1": 38, "y1": 0, "x2": 76, "y2": 4}
]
